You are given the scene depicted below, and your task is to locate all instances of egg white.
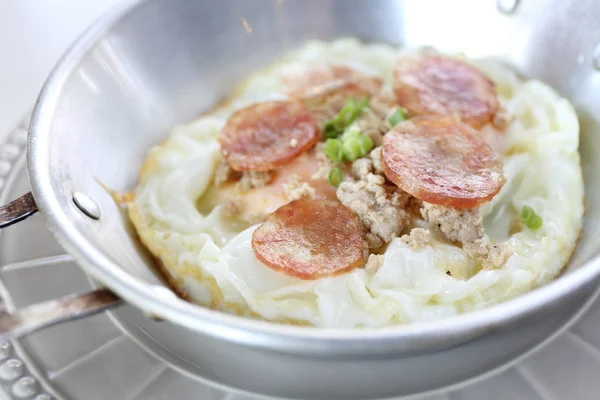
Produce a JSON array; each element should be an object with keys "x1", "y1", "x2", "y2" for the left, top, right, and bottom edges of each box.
[{"x1": 127, "y1": 38, "x2": 584, "y2": 328}]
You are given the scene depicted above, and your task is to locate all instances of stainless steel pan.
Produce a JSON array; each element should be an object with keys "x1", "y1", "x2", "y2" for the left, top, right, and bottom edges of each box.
[{"x1": 1, "y1": 0, "x2": 600, "y2": 398}]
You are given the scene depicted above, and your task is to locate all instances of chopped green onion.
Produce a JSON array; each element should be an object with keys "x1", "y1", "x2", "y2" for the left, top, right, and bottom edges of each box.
[
  {"x1": 343, "y1": 137, "x2": 362, "y2": 161},
  {"x1": 324, "y1": 119, "x2": 343, "y2": 139},
  {"x1": 338, "y1": 99, "x2": 358, "y2": 121},
  {"x1": 355, "y1": 134, "x2": 373, "y2": 155},
  {"x1": 520, "y1": 206, "x2": 534, "y2": 221},
  {"x1": 528, "y1": 215, "x2": 543, "y2": 230},
  {"x1": 348, "y1": 97, "x2": 369, "y2": 122},
  {"x1": 357, "y1": 96, "x2": 369, "y2": 109},
  {"x1": 323, "y1": 138, "x2": 344, "y2": 163},
  {"x1": 388, "y1": 108, "x2": 407, "y2": 127},
  {"x1": 342, "y1": 126, "x2": 361, "y2": 140},
  {"x1": 328, "y1": 167, "x2": 343, "y2": 187},
  {"x1": 322, "y1": 97, "x2": 370, "y2": 139},
  {"x1": 340, "y1": 128, "x2": 374, "y2": 162},
  {"x1": 323, "y1": 127, "x2": 373, "y2": 163},
  {"x1": 520, "y1": 205, "x2": 543, "y2": 230}
]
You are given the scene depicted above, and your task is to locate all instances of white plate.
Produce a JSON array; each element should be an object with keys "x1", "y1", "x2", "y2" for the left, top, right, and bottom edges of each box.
[{"x1": 0, "y1": 114, "x2": 598, "y2": 400}]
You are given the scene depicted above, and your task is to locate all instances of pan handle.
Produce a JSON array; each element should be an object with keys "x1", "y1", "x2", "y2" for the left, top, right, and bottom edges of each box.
[
  {"x1": 0, "y1": 192, "x2": 38, "y2": 228},
  {"x1": 0, "y1": 194, "x2": 125, "y2": 339},
  {"x1": 0, "y1": 288, "x2": 123, "y2": 341}
]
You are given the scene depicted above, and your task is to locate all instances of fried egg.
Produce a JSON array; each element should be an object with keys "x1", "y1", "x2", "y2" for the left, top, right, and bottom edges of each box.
[{"x1": 126, "y1": 38, "x2": 584, "y2": 328}]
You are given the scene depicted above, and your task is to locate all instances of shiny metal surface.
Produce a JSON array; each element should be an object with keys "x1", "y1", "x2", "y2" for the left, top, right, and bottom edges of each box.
[
  {"x1": 496, "y1": 0, "x2": 520, "y2": 15},
  {"x1": 593, "y1": 43, "x2": 600, "y2": 71},
  {"x1": 71, "y1": 192, "x2": 101, "y2": 220},
  {"x1": 8, "y1": 0, "x2": 600, "y2": 397}
]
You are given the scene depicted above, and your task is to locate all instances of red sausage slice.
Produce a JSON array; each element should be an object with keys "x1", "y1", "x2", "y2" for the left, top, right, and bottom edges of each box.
[
  {"x1": 281, "y1": 64, "x2": 383, "y2": 99},
  {"x1": 219, "y1": 101, "x2": 319, "y2": 172},
  {"x1": 382, "y1": 115, "x2": 505, "y2": 208},
  {"x1": 393, "y1": 55, "x2": 499, "y2": 128},
  {"x1": 252, "y1": 199, "x2": 365, "y2": 280},
  {"x1": 301, "y1": 80, "x2": 375, "y2": 106}
]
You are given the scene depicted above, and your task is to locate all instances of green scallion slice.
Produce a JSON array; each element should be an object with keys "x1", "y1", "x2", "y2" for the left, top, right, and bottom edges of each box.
[
  {"x1": 323, "y1": 138, "x2": 344, "y2": 163},
  {"x1": 388, "y1": 108, "x2": 407, "y2": 127},
  {"x1": 342, "y1": 137, "x2": 362, "y2": 161},
  {"x1": 520, "y1": 205, "x2": 543, "y2": 230},
  {"x1": 322, "y1": 97, "x2": 370, "y2": 139},
  {"x1": 328, "y1": 167, "x2": 343, "y2": 187}
]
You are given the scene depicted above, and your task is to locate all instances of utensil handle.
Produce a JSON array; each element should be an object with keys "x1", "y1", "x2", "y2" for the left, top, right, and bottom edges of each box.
[
  {"x1": 0, "y1": 194, "x2": 124, "y2": 339},
  {"x1": 0, "y1": 289, "x2": 123, "y2": 341},
  {"x1": 0, "y1": 192, "x2": 38, "y2": 228}
]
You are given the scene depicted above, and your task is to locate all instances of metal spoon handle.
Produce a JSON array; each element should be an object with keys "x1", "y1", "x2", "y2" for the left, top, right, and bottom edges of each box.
[{"x1": 0, "y1": 289, "x2": 123, "y2": 341}]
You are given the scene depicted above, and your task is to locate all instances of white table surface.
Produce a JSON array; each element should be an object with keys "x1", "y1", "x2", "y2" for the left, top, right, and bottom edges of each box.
[{"x1": 0, "y1": 0, "x2": 124, "y2": 140}]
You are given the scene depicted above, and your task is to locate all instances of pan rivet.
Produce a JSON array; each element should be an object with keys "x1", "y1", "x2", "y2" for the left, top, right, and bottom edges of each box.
[
  {"x1": 72, "y1": 192, "x2": 101, "y2": 220},
  {"x1": 593, "y1": 44, "x2": 600, "y2": 71},
  {"x1": 497, "y1": 0, "x2": 519, "y2": 14}
]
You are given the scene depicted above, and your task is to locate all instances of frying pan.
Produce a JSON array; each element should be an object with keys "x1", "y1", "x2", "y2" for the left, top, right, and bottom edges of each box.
[{"x1": 1, "y1": 0, "x2": 600, "y2": 398}]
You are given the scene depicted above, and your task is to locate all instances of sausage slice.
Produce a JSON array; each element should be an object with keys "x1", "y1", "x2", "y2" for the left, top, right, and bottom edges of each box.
[
  {"x1": 252, "y1": 199, "x2": 365, "y2": 280},
  {"x1": 393, "y1": 55, "x2": 499, "y2": 128},
  {"x1": 219, "y1": 101, "x2": 319, "y2": 172},
  {"x1": 282, "y1": 64, "x2": 383, "y2": 99},
  {"x1": 382, "y1": 115, "x2": 505, "y2": 208}
]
